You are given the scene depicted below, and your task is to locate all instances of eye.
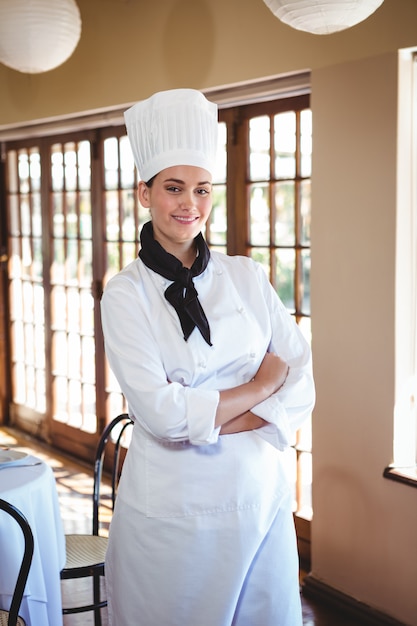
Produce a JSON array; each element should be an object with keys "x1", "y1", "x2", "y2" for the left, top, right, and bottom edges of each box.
[
  {"x1": 196, "y1": 187, "x2": 211, "y2": 196},
  {"x1": 166, "y1": 185, "x2": 181, "y2": 193}
]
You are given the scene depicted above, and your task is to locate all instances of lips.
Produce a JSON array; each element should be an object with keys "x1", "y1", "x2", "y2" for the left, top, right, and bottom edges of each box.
[{"x1": 173, "y1": 216, "x2": 199, "y2": 223}]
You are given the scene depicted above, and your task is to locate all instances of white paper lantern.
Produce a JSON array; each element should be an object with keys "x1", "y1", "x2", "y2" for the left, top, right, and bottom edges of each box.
[
  {"x1": 262, "y1": 0, "x2": 384, "y2": 35},
  {"x1": 0, "y1": 0, "x2": 81, "y2": 73}
]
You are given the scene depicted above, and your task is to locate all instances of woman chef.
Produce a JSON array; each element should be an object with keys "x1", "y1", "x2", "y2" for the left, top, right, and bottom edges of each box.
[{"x1": 100, "y1": 88, "x2": 315, "y2": 626}]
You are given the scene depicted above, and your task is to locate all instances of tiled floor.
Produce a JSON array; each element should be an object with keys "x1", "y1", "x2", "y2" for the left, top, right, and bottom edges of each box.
[{"x1": 1, "y1": 426, "x2": 372, "y2": 626}]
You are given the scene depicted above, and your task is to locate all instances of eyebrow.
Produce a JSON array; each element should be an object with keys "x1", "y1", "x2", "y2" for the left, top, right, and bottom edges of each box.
[{"x1": 163, "y1": 177, "x2": 212, "y2": 186}]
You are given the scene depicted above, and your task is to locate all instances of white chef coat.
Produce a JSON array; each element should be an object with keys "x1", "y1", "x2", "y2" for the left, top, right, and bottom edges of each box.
[{"x1": 100, "y1": 251, "x2": 315, "y2": 626}]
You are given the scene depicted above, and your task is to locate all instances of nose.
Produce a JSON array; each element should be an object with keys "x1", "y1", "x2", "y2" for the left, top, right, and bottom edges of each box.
[{"x1": 179, "y1": 190, "x2": 195, "y2": 211}]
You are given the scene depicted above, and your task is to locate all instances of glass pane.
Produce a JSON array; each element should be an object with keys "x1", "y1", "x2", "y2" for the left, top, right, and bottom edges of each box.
[
  {"x1": 249, "y1": 116, "x2": 270, "y2": 181},
  {"x1": 120, "y1": 135, "x2": 136, "y2": 188},
  {"x1": 122, "y1": 242, "x2": 137, "y2": 267},
  {"x1": 35, "y1": 369, "x2": 46, "y2": 413},
  {"x1": 104, "y1": 137, "x2": 119, "y2": 190},
  {"x1": 21, "y1": 237, "x2": 32, "y2": 274},
  {"x1": 66, "y1": 192, "x2": 78, "y2": 237},
  {"x1": 51, "y1": 239, "x2": 65, "y2": 283},
  {"x1": 105, "y1": 242, "x2": 120, "y2": 281},
  {"x1": 53, "y1": 376, "x2": 68, "y2": 422},
  {"x1": 52, "y1": 331, "x2": 68, "y2": 375},
  {"x1": 68, "y1": 379, "x2": 82, "y2": 423},
  {"x1": 32, "y1": 193, "x2": 42, "y2": 236},
  {"x1": 29, "y1": 151, "x2": 41, "y2": 192},
  {"x1": 10, "y1": 240, "x2": 22, "y2": 277},
  {"x1": 64, "y1": 144, "x2": 78, "y2": 191},
  {"x1": 51, "y1": 285, "x2": 66, "y2": 329},
  {"x1": 80, "y1": 192, "x2": 92, "y2": 239},
  {"x1": 105, "y1": 190, "x2": 120, "y2": 240},
  {"x1": 13, "y1": 362, "x2": 26, "y2": 404},
  {"x1": 274, "y1": 111, "x2": 296, "y2": 179},
  {"x1": 82, "y1": 336, "x2": 95, "y2": 383},
  {"x1": 300, "y1": 180, "x2": 311, "y2": 245},
  {"x1": 21, "y1": 197, "x2": 31, "y2": 235},
  {"x1": 275, "y1": 181, "x2": 295, "y2": 246},
  {"x1": 301, "y1": 249, "x2": 311, "y2": 315},
  {"x1": 10, "y1": 279, "x2": 22, "y2": 320},
  {"x1": 52, "y1": 193, "x2": 64, "y2": 237},
  {"x1": 18, "y1": 152, "x2": 30, "y2": 194},
  {"x1": 11, "y1": 320, "x2": 24, "y2": 361},
  {"x1": 78, "y1": 141, "x2": 91, "y2": 190},
  {"x1": 275, "y1": 248, "x2": 295, "y2": 310},
  {"x1": 22, "y1": 281, "x2": 33, "y2": 321},
  {"x1": 249, "y1": 183, "x2": 269, "y2": 246},
  {"x1": 121, "y1": 192, "x2": 136, "y2": 242},
  {"x1": 300, "y1": 109, "x2": 312, "y2": 178},
  {"x1": 66, "y1": 239, "x2": 79, "y2": 283},
  {"x1": 213, "y1": 121, "x2": 227, "y2": 184},
  {"x1": 34, "y1": 323, "x2": 45, "y2": 368},
  {"x1": 80, "y1": 240, "x2": 93, "y2": 286},
  {"x1": 67, "y1": 333, "x2": 80, "y2": 378},
  {"x1": 80, "y1": 289, "x2": 94, "y2": 334},
  {"x1": 25, "y1": 364, "x2": 36, "y2": 407},
  {"x1": 9, "y1": 195, "x2": 20, "y2": 236},
  {"x1": 82, "y1": 384, "x2": 97, "y2": 432},
  {"x1": 250, "y1": 247, "x2": 270, "y2": 277},
  {"x1": 32, "y1": 238, "x2": 43, "y2": 279},
  {"x1": 7, "y1": 150, "x2": 18, "y2": 192},
  {"x1": 33, "y1": 284, "x2": 44, "y2": 324},
  {"x1": 51, "y1": 147, "x2": 64, "y2": 191},
  {"x1": 24, "y1": 323, "x2": 34, "y2": 364},
  {"x1": 208, "y1": 184, "x2": 226, "y2": 245},
  {"x1": 67, "y1": 288, "x2": 80, "y2": 331}
]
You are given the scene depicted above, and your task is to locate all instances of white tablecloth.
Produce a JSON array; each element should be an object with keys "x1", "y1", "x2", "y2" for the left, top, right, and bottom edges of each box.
[{"x1": 0, "y1": 455, "x2": 66, "y2": 626}]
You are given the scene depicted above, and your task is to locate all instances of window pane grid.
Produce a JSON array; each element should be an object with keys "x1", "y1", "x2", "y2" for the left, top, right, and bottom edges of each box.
[
  {"x1": 246, "y1": 103, "x2": 312, "y2": 518},
  {"x1": 205, "y1": 122, "x2": 227, "y2": 254},
  {"x1": 6, "y1": 148, "x2": 46, "y2": 413},
  {"x1": 103, "y1": 136, "x2": 147, "y2": 284},
  {"x1": 50, "y1": 140, "x2": 96, "y2": 433},
  {"x1": 3, "y1": 95, "x2": 312, "y2": 522}
]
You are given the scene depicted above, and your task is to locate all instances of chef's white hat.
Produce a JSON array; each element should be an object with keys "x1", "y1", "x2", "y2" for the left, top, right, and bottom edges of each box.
[{"x1": 124, "y1": 89, "x2": 218, "y2": 182}]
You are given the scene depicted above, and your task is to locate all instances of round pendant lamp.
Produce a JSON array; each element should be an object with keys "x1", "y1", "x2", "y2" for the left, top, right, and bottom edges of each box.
[
  {"x1": 262, "y1": 0, "x2": 384, "y2": 35},
  {"x1": 0, "y1": 0, "x2": 81, "y2": 73}
]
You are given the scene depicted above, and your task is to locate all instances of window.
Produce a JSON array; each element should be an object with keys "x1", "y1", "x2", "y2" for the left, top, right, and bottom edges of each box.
[
  {"x1": 1, "y1": 80, "x2": 313, "y2": 548},
  {"x1": 219, "y1": 96, "x2": 312, "y2": 519},
  {"x1": 385, "y1": 48, "x2": 417, "y2": 486}
]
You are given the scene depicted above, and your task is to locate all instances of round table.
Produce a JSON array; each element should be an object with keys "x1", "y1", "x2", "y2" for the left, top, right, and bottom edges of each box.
[{"x1": 0, "y1": 455, "x2": 65, "y2": 626}]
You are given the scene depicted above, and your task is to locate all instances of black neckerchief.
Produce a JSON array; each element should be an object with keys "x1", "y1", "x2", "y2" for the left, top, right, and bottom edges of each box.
[{"x1": 139, "y1": 221, "x2": 212, "y2": 346}]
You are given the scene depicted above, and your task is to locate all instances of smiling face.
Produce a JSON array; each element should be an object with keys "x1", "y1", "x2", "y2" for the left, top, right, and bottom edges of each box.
[{"x1": 138, "y1": 165, "x2": 213, "y2": 263}]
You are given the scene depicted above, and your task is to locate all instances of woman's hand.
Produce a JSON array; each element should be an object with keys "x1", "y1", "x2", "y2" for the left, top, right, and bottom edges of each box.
[
  {"x1": 214, "y1": 351, "x2": 289, "y2": 431},
  {"x1": 220, "y1": 411, "x2": 267, "y2": 435}
]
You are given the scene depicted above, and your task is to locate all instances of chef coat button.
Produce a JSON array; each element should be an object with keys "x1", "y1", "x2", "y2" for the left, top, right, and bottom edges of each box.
[
  {"x1": 249, "y1": 352, "x2": 256, "y2": 359},
  {"x1": 198, "y1": 361, "x2": 207, "y2": 369},
  {"x1": 238, "y1": 306, "x2": 245, "y2": 314}
]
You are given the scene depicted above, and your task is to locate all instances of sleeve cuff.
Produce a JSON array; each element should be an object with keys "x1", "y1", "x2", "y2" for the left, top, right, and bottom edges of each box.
[{"x1": 186, "y1": 389, "x2": 221, "y2": 445}]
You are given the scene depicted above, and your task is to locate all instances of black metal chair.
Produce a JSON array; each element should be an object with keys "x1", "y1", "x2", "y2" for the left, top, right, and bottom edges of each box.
[
  {"x1": 0, "y1": 499, "x2": 34, "y2": 626},
  {"x1": 60, "y1": 413, "x2": 134, "y2": 626}
]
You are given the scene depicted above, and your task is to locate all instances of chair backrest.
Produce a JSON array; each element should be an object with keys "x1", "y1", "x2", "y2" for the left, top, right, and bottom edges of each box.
[
  {"x1": 92, "y1": 413, "x2": 134, "y2": 536},
  {"x1": 0, "y1": 499, "x2": 34, "y2": 626}
]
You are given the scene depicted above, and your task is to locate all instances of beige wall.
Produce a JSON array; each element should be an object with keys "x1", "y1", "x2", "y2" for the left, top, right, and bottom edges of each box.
[
  {"x1": 1, "y1": 0, "x2": 417, "y2": 125},
  {"x1": 311, "y1": 52, "x2": 417, "y2": 625},
  {"x1": 1, "y1": 0, "x2": 417, "y2": 624}
]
